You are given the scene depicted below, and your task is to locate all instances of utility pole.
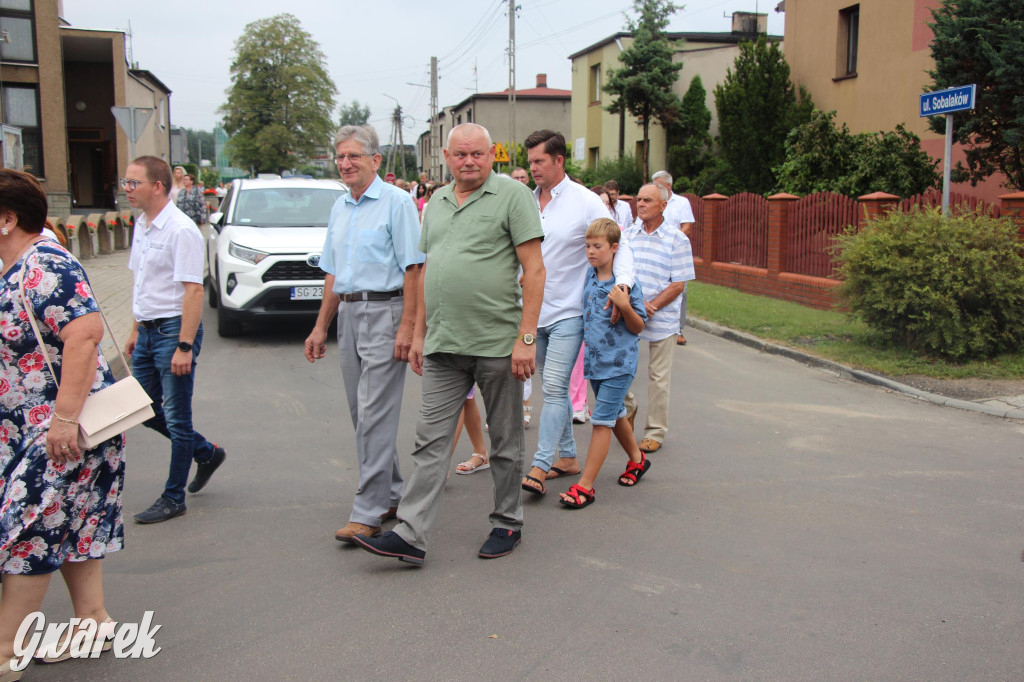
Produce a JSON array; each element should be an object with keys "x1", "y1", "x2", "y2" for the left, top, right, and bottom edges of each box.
[
  {"x1": 430, "y1": 56, "x2": 439, "y2": 181},
  {"x1": 507, "y1": 1, "x2": 517, "y2": 167},
  {"x1": 397, "y1": 105, "x2": 407, "y2": 179},
  {"x1": 385, "y1": 104, "x2": 400, "y2": 176}
]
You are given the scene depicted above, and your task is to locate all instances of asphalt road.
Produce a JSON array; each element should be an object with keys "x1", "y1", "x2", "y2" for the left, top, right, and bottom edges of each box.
[{"x1": 24, "y1": 307, "x2": 1024, "y2": 681}]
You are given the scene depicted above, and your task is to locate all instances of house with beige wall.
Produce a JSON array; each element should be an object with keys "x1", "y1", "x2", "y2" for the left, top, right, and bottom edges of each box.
[
  {"x1": 417, "y1": 74, "x2": 570, "y2": 182},
  {"x1": 781, "y1": 0, "x2": 1006, "y2": 202},
  {"x1": 569, "y1": 15, "x2": 781, "y2": 175},
  {"x1": 0, "y1": 0, "x2": 171, "y2": 218}
]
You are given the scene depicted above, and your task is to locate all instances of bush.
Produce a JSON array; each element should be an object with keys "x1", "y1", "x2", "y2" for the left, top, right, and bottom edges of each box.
[
  {"x1": 775, "y1": 111, "x2": 939, "y2": 197},
  {"x1": 576, "y1": 153, "x2": 644, "y2": 195},
  {"x1": 835, "y1": 208, "x2": 1024, "y2": 360}
]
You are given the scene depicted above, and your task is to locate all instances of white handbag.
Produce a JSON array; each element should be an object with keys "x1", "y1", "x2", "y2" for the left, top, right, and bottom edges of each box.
[{"x1": 19, "y1": 249, "x2": 154, "y2": 449}]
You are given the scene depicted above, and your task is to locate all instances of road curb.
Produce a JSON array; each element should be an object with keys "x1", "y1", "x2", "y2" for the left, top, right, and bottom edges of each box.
[{"x1": 687, "y1": 317, "x2": 1024, "y2": 421}]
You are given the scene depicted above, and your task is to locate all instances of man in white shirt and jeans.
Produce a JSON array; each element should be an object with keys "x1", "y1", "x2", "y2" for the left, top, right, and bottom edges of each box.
[
  {"x1": 123, "y1": 156, "x2": 225, "y2": 524},
  {"x1": 520, "y1": 130, "x2": 634, "y2": 495}
]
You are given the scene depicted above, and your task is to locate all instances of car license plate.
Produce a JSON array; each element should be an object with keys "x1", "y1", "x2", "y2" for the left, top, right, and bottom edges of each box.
[{"x1": 290, "y1": 286, "x2": 323, "y2": 300}]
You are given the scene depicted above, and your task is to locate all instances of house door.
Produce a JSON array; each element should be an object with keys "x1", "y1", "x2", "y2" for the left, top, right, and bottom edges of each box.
[{"x1": 69, "y1": 130, "x2": 114, "y2": 209}]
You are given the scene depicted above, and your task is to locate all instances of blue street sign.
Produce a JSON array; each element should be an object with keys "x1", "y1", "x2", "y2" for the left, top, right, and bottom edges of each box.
[{"x1": 920, "y1": 84, "x2": 976, "y2": 117}]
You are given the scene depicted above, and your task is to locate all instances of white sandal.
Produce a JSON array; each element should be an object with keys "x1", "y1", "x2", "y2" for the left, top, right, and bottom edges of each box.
[
  {"x1": 455, "y1": 453, "x2": 490, "y2": 475},
  {"x1": 523, "y1": 405, "x2": 532, "y2": 428},
  {"x1": 34, "y1": 617, "x2": 116, "y2": 664}
]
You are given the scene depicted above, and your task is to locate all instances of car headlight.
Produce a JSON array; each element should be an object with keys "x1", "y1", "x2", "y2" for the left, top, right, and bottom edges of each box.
[{"x1": 228, "y1": 241, "x2": 269, "y2": 264}]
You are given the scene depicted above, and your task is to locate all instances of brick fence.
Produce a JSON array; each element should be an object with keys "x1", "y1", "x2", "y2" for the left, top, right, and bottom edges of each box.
[{"x1": 691, "y1": 190, "x2": 1024, "y2": 311}]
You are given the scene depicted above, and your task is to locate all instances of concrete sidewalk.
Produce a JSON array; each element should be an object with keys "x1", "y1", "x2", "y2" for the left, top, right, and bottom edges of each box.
[{"x1": 81, "y1": 248, "x2": 135, "y2": 375}]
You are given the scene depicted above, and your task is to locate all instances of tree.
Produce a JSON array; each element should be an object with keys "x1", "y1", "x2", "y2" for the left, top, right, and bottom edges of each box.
[
  {"x1": 338, "y1": 100, "x2": 371, "y2": 127},
  {"x1": 183, "y1": 128, "x2": 216, "y2": 166},
  {"x1": 775, "y1": 110, "x2": 939, "y2": 197},
  {"x1": 714, "y1": 35, "x2": 813, "y2": 195},
  {"x1": 928, "y1": 0, "x2": 1024, "y2": 190},
  {"x1": 219, "y1": 14, "x2": 337, "y2": 173},
  {"x1": 603, "y1": 0, "x2": 683, "y2": 180},
  {"x1": 846, "y1": 125, "x2": 940, "y2": 198},
  {"x1": 666, "y1": 75, "x2": 713, "y2": 184}
]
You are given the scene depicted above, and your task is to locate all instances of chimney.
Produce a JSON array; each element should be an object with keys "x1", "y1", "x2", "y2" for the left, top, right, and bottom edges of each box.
[{"x1": 536, "y1": 73, "x2": 547, "y2": 88}]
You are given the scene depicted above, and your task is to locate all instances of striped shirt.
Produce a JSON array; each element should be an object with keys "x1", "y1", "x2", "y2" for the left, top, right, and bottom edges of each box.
[{"x1": 623, "y1": 219, "x2": 695, "y2": 342}]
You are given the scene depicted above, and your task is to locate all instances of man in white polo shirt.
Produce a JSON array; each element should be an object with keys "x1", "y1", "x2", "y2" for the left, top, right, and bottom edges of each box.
[
  {"x1": 123, "y1": 155, "x2": 225, "y2": 524},
  {"x1": 623, "y1": 182, "x2": 695, "y2": 454},
  {"x1": 519, "y1": 129, "x2": 634, "y2": 495}
]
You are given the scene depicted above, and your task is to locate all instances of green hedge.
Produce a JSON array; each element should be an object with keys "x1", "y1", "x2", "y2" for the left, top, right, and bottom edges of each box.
[{"x1": 835, "y1": 207, "x2": 1024, "y2": 360}]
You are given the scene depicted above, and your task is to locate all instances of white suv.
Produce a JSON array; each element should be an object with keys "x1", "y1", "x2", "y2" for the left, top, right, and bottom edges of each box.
[{"x1": 206, "y1": 178, "x2": 347, "y2": 336}]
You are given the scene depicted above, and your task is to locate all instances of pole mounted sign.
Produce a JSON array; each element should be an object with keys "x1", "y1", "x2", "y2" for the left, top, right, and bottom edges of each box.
[
  {"x1": 920, "y1": 84, "x2": 976, "y2": 216},
  {"x1": 920, "y1": 84, "x2": 976, "y2": 117}
]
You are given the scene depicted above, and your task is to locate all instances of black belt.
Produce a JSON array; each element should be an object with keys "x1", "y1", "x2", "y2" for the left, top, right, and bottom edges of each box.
[
  {"x1": 138, "y1": 316, "x2": 179, "y2": 329},
  {"x1": 340, "y1": 289, "x2": 403, "y2": 303}
]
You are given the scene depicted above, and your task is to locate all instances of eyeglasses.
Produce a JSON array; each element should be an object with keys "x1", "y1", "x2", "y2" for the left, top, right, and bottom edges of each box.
[
  {"x1": 119, "y1": 178, "x2": 157, "y2": 191},
  {"x1": 335, "y1": 153, "x2": 373, "y2": 163}
]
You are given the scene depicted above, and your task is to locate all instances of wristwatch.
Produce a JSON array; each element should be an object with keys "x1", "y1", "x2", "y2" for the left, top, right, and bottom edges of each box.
[
  {"x1": 518, "y1": 333, "x2": 535, "y2": 345},
  {"x1": 177, "y1": 341, "x2": 193, "y2": 352}
]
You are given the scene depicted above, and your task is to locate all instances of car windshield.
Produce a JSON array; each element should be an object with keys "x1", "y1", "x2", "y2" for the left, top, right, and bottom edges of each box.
[{"x1": 233, "y1": 187, "x2": 343, "y2": 227}]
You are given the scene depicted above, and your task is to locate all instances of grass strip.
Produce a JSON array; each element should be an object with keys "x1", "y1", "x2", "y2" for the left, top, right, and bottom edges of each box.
[{"x1": 687, "y1": 281, "x2": 1024, "y2": 380}]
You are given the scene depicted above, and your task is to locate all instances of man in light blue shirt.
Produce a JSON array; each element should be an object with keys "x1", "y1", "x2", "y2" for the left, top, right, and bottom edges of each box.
[{"x1": 304, "y1": 124, "x2": 424, "y2": 544}]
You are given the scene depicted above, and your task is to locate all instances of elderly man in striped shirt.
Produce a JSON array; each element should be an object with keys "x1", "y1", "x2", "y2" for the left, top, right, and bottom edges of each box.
[{"x1": 622, "y1": 183, "x2": 695, "y2": 454}]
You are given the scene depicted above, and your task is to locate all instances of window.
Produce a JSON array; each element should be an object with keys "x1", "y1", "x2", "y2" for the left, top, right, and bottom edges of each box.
[
  {"x1": 837, "y1": 5, "x2": 859, "y2": 78},
  {"x1": 0, "y1": 0, "x2": 36, "y2": 64},
  {"x1": 159, "y1": 100, "x2": 167, "y2": 131},
  {"x1": 1, "y1": 84, "x2": 41, "y2": 175},
  {"x1": 589, "y1": 64, "x2": 601, "y2": 104},
  {"x1": 467, "y1": 109, "x2": 472, "y2": 123}
]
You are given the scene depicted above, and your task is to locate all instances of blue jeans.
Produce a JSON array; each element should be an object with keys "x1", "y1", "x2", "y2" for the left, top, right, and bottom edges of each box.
[
  {"x1": 132, "y1": 317, "x2": 215, "y2": 504},
  {"x1": 531, "y1": 315, "x2": 583, "y2": 471}
]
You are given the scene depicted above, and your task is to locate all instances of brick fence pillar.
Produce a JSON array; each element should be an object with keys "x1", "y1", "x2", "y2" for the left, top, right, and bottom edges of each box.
[
  {"x1": 999, "y1": 192, "x2": 1024, "y2": 238},
  {"x1": 858, "y1": 191, "x2": 900, "y2": 223},
  {"x1": 767, "y1": 193, "x2": 798, "y2": 277},
  {"x1": 701, "y1": 193, "x2": 727, "y2": 264}
]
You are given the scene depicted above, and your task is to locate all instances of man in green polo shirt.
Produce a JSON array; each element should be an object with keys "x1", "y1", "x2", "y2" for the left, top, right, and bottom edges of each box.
[{"x1": 354, "y1": 123, "x2": 545, "y2": 565}]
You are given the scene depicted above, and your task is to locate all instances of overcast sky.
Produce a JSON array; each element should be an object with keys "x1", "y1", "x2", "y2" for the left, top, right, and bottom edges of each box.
[{"x1": 61, "y1": 0, "x2": 785, "y2": 144}]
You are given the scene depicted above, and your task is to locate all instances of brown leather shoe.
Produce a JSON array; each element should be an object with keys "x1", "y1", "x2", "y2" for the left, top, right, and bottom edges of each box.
[
  {"x1": 335, "y1": 522, "x2": 382, "y2": 544},
  {"x1": 637, "y1": 438, "x2": 662, "y2": 453},
  {"x1": 380, "y1": 506, "x2": 398, "y2": 522}
]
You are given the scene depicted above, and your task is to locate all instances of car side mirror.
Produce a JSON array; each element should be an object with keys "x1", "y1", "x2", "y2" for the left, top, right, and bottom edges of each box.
[{"x1": 210, "y1": 211, "x2": 224, "y2": 232}]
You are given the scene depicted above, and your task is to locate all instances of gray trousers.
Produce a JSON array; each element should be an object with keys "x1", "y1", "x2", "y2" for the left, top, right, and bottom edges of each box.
[
  {"x1": 338, "y1": 298, "x2": 407, "y2": 527},
  {"x1": 393, "y1": 353, "x2": 525, "y2": 550}
]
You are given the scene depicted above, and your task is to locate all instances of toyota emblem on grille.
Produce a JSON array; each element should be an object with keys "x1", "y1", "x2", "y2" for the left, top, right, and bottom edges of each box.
[{"x1": 306, "y1": 254, "x2": 321, "y2": 267}]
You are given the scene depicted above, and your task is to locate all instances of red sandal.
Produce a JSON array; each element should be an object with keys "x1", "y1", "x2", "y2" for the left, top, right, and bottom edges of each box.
[
  {"x1": 559, "y1": 483, "x2": 596, "y2": 509},
  {"x1": 618, "y1": 453, "x2": 652, "y2": 487}
]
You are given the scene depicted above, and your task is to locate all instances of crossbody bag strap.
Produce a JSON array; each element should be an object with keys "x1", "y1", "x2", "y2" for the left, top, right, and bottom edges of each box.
[{"x1": 18, "y1": 246, "x2": 132, "y2": 390}]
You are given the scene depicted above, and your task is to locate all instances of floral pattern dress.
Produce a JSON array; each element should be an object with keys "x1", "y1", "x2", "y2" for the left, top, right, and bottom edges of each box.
[
  {"x1": 176, "y1": 186, "x2": 208, "y2": 226},
  {"x1": 0, "y1": 241, "x2": 125, "y2": 575}
]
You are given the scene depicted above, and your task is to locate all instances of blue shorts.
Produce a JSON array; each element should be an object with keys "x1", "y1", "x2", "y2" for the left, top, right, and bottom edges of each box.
[{"x1": 588, "y1": 374, "x2": 634, "y2": 427}]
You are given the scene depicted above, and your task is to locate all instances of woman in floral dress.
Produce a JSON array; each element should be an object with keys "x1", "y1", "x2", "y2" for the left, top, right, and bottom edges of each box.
[
  {"x1": 0, "y1": 169, "x2": 124, "y2": 678},
  {"x1": 175, "y1": 173, "x2": 208, "y2": 226}
]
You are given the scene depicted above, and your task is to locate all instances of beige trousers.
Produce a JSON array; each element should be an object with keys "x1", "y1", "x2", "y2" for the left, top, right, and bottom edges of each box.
[{"x1": 624, "y1": 334, "x2": 676, "y2": 443}]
